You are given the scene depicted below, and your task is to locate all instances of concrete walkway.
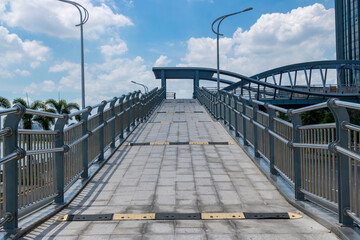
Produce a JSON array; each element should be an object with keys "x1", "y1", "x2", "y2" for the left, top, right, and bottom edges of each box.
[{"x1": 22, "y1": 100, "x2": 339, "y2": 240}]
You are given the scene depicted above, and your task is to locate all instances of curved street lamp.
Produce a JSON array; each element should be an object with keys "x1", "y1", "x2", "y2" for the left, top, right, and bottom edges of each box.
[
  {"x1": 58, "y1": 0, "x2": 89, "y2": 109},
  {"x1": 131, "y1": 81, "x2": 149, "y2": 94},
  {"x1": 211, "y1": 7, "x2": 253, "y2": 93}
]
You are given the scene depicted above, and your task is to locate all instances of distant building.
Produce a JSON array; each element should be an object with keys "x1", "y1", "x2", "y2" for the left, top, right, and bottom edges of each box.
[
  {"x1": 335, "y1": 0, "x2": 359, "y2": 61},
  {"x1": 335, "y1": 0, "x2": 360, "y2": 87}
]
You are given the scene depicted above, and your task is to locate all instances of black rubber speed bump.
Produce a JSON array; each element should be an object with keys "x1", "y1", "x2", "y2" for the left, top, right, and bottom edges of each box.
[{"x1": 55, "y1": 212, "x2": 302, "y2": 222}]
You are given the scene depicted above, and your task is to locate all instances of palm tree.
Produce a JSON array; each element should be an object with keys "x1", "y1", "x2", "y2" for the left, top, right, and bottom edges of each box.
[
  {"x1": 0, "y1": 96, "x2": 10, "y2": 128},
  {"x1": 0, "y1": 97, "x2": 10, "y2": 109},
  {"x1": 12, "y1": 98, "x2": 54, "y2": 130},
  {"x1": 46, "y1": 99, "x2": 80, "y2": 123},
  {"x1": 0, "y1": 97, "x2": 10, "y2": 157}
]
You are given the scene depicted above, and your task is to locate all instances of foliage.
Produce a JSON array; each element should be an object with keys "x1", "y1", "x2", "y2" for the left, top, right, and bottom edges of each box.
[
  {"x1": 277, "y1": 109, "x2": 334, "y2": 125},
  {"x1": 0, "y1": 97, "x2": 10, "y2": 109},
  {"x1": 46, "y1": 99, "x2": 80, "y2": 121},
  {"x1": 12, "y1": 98, "x2": 54, "y2": 130},
  {"x1": 46, "y1": 99, "x2": 79, "y2": 115}
]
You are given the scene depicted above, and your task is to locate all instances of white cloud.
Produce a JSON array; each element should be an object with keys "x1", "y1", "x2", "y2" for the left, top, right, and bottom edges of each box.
[
  {"x1": 15, "y1": 69, "x2": 30, "y2": 76},
  {"x1": 49, "y1": 61, "x2": 84, "y2": 91},
  {"x1": 178, "y1": 3, "x2": 335, "y2": 75},
  {"x1": 0, "y1": 26, "x2": 50, "y2": 70},
  {"x1": 154, "y1": 55, "x2": 172, "y2": 67},
  {"x1": 0, "y1": 0, "x2": 133, "y2": 39},
  {"x1": 49, "y1": 61, "x2": 77, "y2": 73},
  {"x1": 48, "y1": 57, "x2": 158, "y2": 105},
  {"x1": 24, "y1": 80, "x2": 57, "y2": 94},
  {"x1": 100, "y1": 38, "x2": 128, "y2": 58}
]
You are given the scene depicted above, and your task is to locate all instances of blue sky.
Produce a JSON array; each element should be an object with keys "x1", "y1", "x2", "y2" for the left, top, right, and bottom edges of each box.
[{"x1": 0, "y1": 0, "x2": 335, "y2": 104}]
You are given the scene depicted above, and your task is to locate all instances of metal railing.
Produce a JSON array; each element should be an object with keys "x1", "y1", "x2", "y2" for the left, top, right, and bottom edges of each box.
[
  {"x1": 196, "y1": 86, "x2": 360, "y2": 227},
  {"x1": 0, "y1": 87, "x2": 165, "y2": 232}
]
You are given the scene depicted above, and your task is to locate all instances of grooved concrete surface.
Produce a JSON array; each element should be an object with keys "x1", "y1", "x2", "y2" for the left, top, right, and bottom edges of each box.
[{"x1": 22, "y1": 100, "x2": 339, "y2": 240}]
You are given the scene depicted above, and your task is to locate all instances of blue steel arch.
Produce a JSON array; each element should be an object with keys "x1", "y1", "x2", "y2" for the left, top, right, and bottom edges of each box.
[{"x1": 153, "y1": 60, "x2": 360, "y2": 106}]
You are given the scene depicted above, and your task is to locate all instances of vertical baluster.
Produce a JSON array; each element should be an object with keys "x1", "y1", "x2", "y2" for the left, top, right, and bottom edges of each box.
[
  {"x1": 242, "y1": 99, "x2": 248, "y2": 146},
  {"x1": 289, "y1": 110, "x2": 304, "y2": 200},
  {"x1": 81, "y1": 107, "x2": 91, "y2": 179},
  {"x1": 252, "y1": 102, "x2": 260, "y2": 157},
  {"x1": 126, "y1": 94, "x2": 131, "y2": 132},
  {"x1": 3, "y1": 105, "x2": 25, "y2": 232},
  {"x1": 118, "y1": 95, "x2": 126, "y2": 140},
  {"x1": 266, "y1": 106, "x2": 277, "y2": 175},
  {"x1": 327, "y1": 99, "x2": 353, "y2": 225},
  {"x1": 54, "y1": 114, "x2": 68, "y2": 204}
]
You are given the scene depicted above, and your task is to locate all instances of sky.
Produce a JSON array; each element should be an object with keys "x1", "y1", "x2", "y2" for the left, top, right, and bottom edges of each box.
[{"x1": 0, "y1": 0, "x2": 335, "y2": 105}]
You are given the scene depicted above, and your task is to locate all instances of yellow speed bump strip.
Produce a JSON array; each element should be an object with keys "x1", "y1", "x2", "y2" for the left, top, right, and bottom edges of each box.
[
  {"x1": 124, "y1": 142, "x2": 235, "y2": 146},
  {"x1": 156, "y1": 111, "x2": 204, "y2": 114},
  {"x1": 55, "y1": 212, "x2": 301, "y2": 222},
  {"x1": 113, "y1": 213, "x2": 155, "y2": 220}
]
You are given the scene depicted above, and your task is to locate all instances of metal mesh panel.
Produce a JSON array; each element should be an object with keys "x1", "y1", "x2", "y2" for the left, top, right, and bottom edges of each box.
[
  {"x1": 64, "y1": 123, "x2": 83, "y2": 188},
  {"x1": 17, "y1": 133, "x2": 57, "y2": 211},
  {"x1": 348, "y1": 128, "x2": 360, "y2": 218},
  {"x1": 104, "y1": 109, "x2": 112, "y2": 148},
  {"x1": 246, "y1": 106, "x2": 254, "y2": 146},
  {"x1": 257, "y1": 111, "x2": 270, "y2": 159},
  {"x1": 88, "y1": 114, "x2": 100, "y2": 164},
  {"x1": 274, "y1": 119, "x2": 294, "y2": 182},
  {"x1": 114, "y1": 105, "x2": 122, "y2": 138},
  {"x1": 300, "y1": 127, "x2": 338, "y2": 204}
]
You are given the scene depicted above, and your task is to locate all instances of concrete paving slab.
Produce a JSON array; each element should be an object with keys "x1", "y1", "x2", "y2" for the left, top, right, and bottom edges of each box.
[{"x1": 21, "y1": 100, "x2": 340, "y2": 240}]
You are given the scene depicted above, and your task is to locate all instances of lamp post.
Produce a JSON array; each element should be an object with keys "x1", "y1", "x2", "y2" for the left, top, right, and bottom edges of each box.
[
  {"x1": 131, "y1": 81, "x2": 149, "y2": 94},
  {"x1": 58, "y1": 0, "x2": 89, "y2": 109},
  {"x1": 211, "y1": 7, "x2": 253, "y2": 93}
]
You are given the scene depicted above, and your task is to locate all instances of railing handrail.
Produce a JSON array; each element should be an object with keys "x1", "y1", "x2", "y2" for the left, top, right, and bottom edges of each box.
[
  {"x1": 0, "y1": 87, "x2": 166, "y2": 232},
  {"x1": 195, "y1": 86, "x2": 360, "y2": 228}
]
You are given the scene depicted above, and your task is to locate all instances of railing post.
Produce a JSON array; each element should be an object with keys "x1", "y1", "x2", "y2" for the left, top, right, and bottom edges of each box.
[
  {"x1": 252, "y1": 101, "x2": 260, "y2": 157},
  {"x1": 216, "y1": 92, "x2": 220, "y2": 120},
  {"x1": 212, "y1": 92, "x2": 216, "y2": 117},
  {"x1": 54, "y1": 114, "x2": 68, "y2": 204},
  {"x1": 233, "y1": 94, "x2": 240, "y2": 137},
  {"x1": 228, "y1": 93, "x2": 232, "y2": 129},
  {"x1": 222, "y1": 93, "x2": 226, "y2": 122},
  {"x1": 81, "y1": 106, "x2": 91, "y2": 179},
  {"x1": 3, "y1": 105, "x2": 25, "y2": 232},
  {"x1": 141, "y1": 93, "x2": 146, "y2": 122},
  {"x1": 266, "y1": 105, "x2": 278, "y2": 175},
  {"x1": 327, "y1": 99, "x2": 353, "y2": 226},
  {"x1": 242, "y1": 98, "x2": 249, "y2": 146},
  {"x1": 110, "y1": 97, "x2": 117, "y2": 149},
  {"x1": 98, "y1": 101, "x2": 106, "y2": 161},
  {"x1": 119, "y1": 95, "x2": 126, "y2": 140},
  {"x1": 288, "y1": 111, "x2": 304, "y2": 200},
  {"x1": 136, "y1": 91, "x2": 141, "y2": 124},
  {"x1": 131, "y1": 92, "x2": 136, "y2": 127},
  {"x1": 126, "y1": 94, "x2": 131, "y2": 132}
]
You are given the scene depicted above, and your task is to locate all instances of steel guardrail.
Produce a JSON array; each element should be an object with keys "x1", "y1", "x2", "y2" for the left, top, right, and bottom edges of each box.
[
  {"x1": 195, "y1": 86, "x2": 360, "y2": 228},
  {"x1": 0, "y1": 87, "x2": 166, "y2": 232}
]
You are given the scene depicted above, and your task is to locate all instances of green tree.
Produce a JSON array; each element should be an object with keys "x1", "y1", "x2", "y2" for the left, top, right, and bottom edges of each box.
[
  {"x1": 12, "y1": 98, "x2": 54, "y2": 130},
  {"x1": 0, "y1": 97, "x2": 10, "y2": 156},
  {"x1": 0, "y1": 96, "x2": 11, "y2": 128},
  {"x1": 0, "y1": 97, "x2": 10, "y2": 109},
  {"x1": 46, "y1": 99, "x2": 80, "y2": 119}
]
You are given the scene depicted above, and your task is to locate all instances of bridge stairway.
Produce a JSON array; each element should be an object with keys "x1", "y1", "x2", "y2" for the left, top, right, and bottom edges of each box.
[{"x1": 22, "y1": 99, "x2": 339, "y2": 239}]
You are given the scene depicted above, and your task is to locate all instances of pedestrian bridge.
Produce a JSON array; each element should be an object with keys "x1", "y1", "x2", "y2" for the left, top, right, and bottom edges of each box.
[{"x1": 0, "y1": 61, "x2": 360, "y2": 239}]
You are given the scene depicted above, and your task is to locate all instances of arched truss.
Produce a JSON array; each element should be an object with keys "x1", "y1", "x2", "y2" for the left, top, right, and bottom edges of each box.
[{"x1": 153, "y1": 60, "x2": 360, "y2": 105}]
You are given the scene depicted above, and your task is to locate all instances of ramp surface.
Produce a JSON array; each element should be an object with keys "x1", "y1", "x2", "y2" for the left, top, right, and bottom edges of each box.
[{"x1": 22, "y1": 100, "x2": 339, "y2": 240}]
